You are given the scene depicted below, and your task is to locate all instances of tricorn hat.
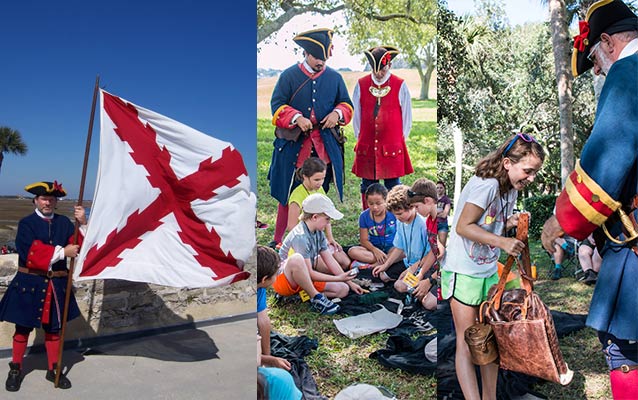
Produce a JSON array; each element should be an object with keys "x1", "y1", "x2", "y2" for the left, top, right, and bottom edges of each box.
[
  {"x1": 293, "y1": 28, "x2": 334, "y2": 61},
  {"x1": 25, "y1": 181, "x2": 67, "y2": 197},
  {"x1": 572, "y1": 0, "x2": 638, "y2": 77},
  {"x1": 364, "y1": 46, "x2": 399, "y2": 73}
]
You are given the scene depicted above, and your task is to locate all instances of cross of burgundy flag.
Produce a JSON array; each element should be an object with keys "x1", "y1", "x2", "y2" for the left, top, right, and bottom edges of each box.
[{"x1": 74, "y1": 90, "x2": 255, "y2": 288}]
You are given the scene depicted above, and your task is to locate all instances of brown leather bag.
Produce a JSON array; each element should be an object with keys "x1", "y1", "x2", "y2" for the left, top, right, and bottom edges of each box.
[
  {"x1": 274, "y1": 126, "x2": 303, "y2": 142},
  {"x1": 481, "y1": 213, "x2": 574, "y2": 385},
  {"x1": 464, "y1": 321, "x2": 499, "y2": 365}
]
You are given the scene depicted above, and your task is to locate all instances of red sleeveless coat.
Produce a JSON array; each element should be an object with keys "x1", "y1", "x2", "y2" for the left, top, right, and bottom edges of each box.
[{"x1": 352, "y1": 74, "x2": 413, "y2": 180}]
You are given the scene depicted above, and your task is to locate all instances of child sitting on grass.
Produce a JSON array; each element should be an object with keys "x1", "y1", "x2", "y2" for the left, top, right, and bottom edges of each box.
[
  {"x1": 347, "y1": 183, "x2": 397, "y2": 267},
  {"x1": 285, "y1": 157, "x2": 350, "y2": 271},
  {"x1": 372, "y1": 185, "x2": 432, "y2": 292},
  {"x1": 257, "y1": 245, "x2": 292, "y2": 370},
  {"x1": 273, "y1": 194, "x2": 363, "y2": 315},
  {"x1": 407, "y1": 178, "x2": 440, "y2": 310}
]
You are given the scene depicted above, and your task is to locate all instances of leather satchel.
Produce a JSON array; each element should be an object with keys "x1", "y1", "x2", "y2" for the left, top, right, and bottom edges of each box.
[
  {"x1": 481, "y1": 213, "x2": 574, "y2": 385},
  {"x1": 274, "y1": 125, "x2": 303, "y2": 142}
]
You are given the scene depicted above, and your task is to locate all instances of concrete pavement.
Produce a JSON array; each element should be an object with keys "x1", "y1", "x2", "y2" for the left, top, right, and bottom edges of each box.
[{"x1": 0, "y1": 316, "x2": 256, "y2": 399}]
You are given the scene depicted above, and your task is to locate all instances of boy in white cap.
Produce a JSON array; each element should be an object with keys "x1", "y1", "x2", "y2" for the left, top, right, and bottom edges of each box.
[{"x1": 272, "y1": 193, "x2": 361, "y2": 314}]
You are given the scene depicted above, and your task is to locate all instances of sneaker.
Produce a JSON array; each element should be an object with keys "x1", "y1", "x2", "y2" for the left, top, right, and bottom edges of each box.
[
  {"x1": 583, "y1": 270, "x2": 598, "y2": 286},
  {"x1": 310, "y1": 294, "x2": 340, "y2": 315},
  {"x1": 551, "y1": 268, "x2": 561, "y2": 281}
]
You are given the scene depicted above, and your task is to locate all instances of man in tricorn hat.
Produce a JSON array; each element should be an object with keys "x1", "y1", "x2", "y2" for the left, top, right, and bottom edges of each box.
[
  {"x1": 268, "y1": 28, "x2": 353, "y2": 248},
  {"x1": 541, "y1": 1, "x2": 638, "y2": 397},
  {"x1": 351, "y1": 46, "x2": 414, "y2": 210},
  {"x1": 0, "y1": 181, "x2": 87, "y2": 391}
]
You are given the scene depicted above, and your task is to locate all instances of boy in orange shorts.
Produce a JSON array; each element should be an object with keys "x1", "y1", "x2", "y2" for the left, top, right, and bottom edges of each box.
[{"x1": 272, "y1": 193, "x2": 360, "y2": 314}]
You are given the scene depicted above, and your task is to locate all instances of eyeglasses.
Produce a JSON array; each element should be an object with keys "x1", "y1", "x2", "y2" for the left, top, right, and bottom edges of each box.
[
  {"x1": 587, "y1": 41, "x2": 601, "y2": 64},
  {"x1": 502, "y1": 133, "x2": 537, "y2": 157}
]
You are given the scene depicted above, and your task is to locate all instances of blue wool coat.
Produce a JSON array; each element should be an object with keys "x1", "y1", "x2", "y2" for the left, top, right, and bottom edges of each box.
[
  {"x1": 555, "y1": 53, "x2": 638, "y2": 341},
  {"x1": 0, "y1": 212, "x2": 80, "y2": 332},
  {"x1": 268, "y1": 64, "x2": 352, "y2": 205}
]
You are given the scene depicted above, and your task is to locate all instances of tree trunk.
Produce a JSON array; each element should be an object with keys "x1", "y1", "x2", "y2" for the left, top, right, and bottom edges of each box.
[
  {"x1": 549, "y1": 0, "x2": 574, "y2": 186},
  {"x1": 415, "y1": 63, "x2": 427, "y2": 100},
  {"x1": 0, "y1": 152, "x2": 3, "y2": 175}
]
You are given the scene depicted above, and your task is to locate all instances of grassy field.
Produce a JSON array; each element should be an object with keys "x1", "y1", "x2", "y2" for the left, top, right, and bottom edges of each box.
[
  {"x1": 256, "y1": 69, "x2": 610, "y2": 399},
  {"x1": 257, "y1": 69, "x2": 437, "y2": 399}
]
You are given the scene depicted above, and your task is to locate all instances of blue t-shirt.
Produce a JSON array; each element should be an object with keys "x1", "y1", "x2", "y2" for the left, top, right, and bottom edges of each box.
[
  {"x1": 393, "y1": 213, "x2": 430, "y2": 267},
  {"x1": 258, "y1": 367, "x2": 302, "y2": 400},
  {"x1": 358, "y1": 210, "x2": 397, "y2": 252},
  {"x1": 257, "y1": 287, "x2": 267, "y2": 313}
]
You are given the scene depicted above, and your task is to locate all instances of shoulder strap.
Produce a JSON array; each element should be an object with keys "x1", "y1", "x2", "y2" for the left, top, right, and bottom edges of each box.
[
  {"x1": 289, "y1": 75, "x2": 313, "y2": 104},
  {"x1": 491, "y1": 213, "x2": 534, "y2": 310}
]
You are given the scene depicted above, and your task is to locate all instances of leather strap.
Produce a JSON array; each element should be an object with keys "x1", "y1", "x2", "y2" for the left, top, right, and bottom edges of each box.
[
  {"x1": 614, "y1": 364, "x2": 638, "y2": 373},
  {"x1": 491, "y1": 212, "x2": 534, "y2": 311},
  {"x1": 18, "y1": 267, "x2": 68, "y2": 278}
]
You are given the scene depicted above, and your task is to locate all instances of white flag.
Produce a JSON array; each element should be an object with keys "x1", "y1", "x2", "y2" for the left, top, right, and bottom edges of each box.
[{"x1": 75, "y1": 90, "x2": 255, "y2": 288}]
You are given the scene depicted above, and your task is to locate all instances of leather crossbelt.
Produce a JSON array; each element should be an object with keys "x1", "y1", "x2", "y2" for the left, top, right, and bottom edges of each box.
[{"x1": 18, "y1": 267, "x2": 68, "y2": 278}]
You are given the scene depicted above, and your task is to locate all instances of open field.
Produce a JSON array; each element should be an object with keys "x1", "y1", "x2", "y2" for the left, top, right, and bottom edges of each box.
[
  {"x1": 258, "y1": 68, "x2": 436, "y2": 121},
  {"x1": 0, "y1": 198, "x2": 85, "y2": 245}
]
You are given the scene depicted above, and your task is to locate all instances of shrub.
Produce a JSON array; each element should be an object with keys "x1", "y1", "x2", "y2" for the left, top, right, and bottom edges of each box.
[{"x1": 524, "y1": 194, "x2": 557, "y2": 240}]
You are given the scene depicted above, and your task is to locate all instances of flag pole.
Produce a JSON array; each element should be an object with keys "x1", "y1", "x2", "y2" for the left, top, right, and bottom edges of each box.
[{"x1": 55, "y1": 75, "x2": 100, "y2": 387}]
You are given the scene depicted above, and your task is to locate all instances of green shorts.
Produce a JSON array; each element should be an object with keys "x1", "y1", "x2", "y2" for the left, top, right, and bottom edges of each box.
[{"x1": 440, "y1": 270, "x2": 499, "y2": 306}]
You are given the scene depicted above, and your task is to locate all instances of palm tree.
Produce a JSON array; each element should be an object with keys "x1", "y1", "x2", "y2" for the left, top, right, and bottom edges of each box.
[{"x1": 0, "y1": 126, "x2": 28, "y2": 175}]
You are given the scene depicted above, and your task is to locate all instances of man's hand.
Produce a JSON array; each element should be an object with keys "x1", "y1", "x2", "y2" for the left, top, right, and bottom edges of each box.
[
  {"x1": 541, "y1": 215, "x2": 565, "y2": 253},
  {"x1": 74, "y1": 206, "x2": 87, "y2": 225},
  {"x1": 320, "y1": 111, "x2": 340, "y2": 129},
  {"x1": 295, "y1": 116, "x2": 313, "y2": 132},
  {"x1": 64, "y1": 244, "x2": 80, "y2": 258}
]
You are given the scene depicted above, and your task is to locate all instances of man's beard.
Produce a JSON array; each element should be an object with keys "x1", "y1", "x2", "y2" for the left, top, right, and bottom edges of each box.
[
  {"x1": 598, "y1": 49, "x2": 613, "y2": 76},
  {"x1": 312, "y1": 64, "x2": 324, "y2": 72}
]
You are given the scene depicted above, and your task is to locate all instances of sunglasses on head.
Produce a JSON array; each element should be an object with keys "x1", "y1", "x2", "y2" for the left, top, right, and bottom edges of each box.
[
  {"x1": 407, "y1": 190, "x2": 426, "y2": 198},
  {"x1": 502, "y1": 133, "x2": 537, "y2": 157}
]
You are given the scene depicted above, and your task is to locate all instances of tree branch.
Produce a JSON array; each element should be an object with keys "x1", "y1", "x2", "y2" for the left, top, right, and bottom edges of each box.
[{"x1": 258, "y1": 4, "x2": 346, "y2": 43}]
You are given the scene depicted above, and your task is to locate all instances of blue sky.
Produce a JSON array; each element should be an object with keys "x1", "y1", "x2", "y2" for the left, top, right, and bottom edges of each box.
[{"x1": 0, "y1": 0, "x2": 256, "y2": 199}]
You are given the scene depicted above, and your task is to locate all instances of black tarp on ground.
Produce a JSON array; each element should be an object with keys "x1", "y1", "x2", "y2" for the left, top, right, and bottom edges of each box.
[
  {"x1": 270, "y1": 332, "x2": 328, "y2": 400},
  {"x1": 369, "y1": 334, "x2": 437, "y2": 375}
]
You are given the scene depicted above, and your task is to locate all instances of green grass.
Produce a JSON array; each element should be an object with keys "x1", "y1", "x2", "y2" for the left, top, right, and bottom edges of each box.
[
  {"x1": 256, "y1": 99, "x2": 610, "y2": 398},
  {"x1": 257, "y1": 105, "x2": 437, "y2": 398}
]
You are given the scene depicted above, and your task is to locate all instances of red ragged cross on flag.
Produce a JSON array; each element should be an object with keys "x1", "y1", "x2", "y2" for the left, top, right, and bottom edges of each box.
[{"x1": 74, "y1": 90, "x2": 255, "y2": 288}]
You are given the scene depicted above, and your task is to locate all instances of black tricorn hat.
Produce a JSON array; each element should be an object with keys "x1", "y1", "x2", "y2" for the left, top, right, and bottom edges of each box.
[
  {"x1": 572, "y1": 0, "x2": 638, "y2": 77},
  {"x1": 25, "y1": 181, "x2": 67, "y2": 197},
  {"x1": 293, "y1": 28, "x2": 334, "y2": 61},
  {"x1": 364, "y1": 46, "x2": 400, "y2": 73}
]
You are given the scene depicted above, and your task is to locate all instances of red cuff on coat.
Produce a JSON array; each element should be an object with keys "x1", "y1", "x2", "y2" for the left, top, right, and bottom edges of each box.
[
  {"x1": 272, "y1": 105, "x2": 301, "y2": 128},
  {"x1": 26, "y1": 240, "x2": 55, "y2": 271}
]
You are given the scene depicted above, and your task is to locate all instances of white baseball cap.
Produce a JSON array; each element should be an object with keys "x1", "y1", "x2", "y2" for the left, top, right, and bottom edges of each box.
[{"x1": 302, "y1": 193, "x2": 344, "y2": 220}]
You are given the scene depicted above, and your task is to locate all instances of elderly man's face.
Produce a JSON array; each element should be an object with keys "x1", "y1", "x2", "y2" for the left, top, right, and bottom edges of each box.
[
  {"x1": 34, "y1": 195, "x2": 57, "y2": 216},
  {"x1": 304, "y1": 52, "x2": 325, "y2": 72},
  {"x1": 373, "y1": 64, "x2": 390, "y2": 81},
  {"x1": 589, "y1": 34, "x2": 617, "y2": 76}
]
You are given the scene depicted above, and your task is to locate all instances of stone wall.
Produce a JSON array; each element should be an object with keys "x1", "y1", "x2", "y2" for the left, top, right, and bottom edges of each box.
[{"x1": 0, "y1": 253, "x2": 256, "y2": 348}]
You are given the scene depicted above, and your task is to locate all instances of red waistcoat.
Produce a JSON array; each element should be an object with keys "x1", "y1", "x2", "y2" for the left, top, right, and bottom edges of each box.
[{"x1": 352, "y1": 74, "x2": 413, "y2": 180}]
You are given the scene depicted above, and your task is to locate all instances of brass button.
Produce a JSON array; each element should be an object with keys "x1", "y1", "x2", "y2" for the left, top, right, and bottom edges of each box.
[
  {"x1": 44, "y1": 279, "x2": 49, "y2": 283},
  {"x1": 608, "y1": 340, "x2": 613, "y2": 345},
  {"x1": 38, "y1": 308, "x2": 42, "y2": 311},
  {"x1": 41, "y1": 299, "x2": 44, "y2": 303},
  {"x1": 577, "y1": 175, "x2": 582, "y2": 184},
  {"x1": 42, "y1": 289, "x2": 46, "y2": 293},
  {"x1": 591, "y1": 194, "x2": 600, "y2": 202}
]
